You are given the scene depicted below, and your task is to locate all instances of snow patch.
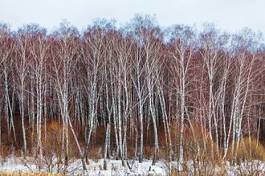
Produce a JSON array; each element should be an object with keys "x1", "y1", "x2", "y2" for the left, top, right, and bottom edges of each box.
[{"x1": 1, "y1": 156, "x2": 265, "y2": 175}]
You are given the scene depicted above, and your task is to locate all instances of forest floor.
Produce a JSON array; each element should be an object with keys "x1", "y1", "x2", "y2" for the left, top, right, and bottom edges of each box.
[{"x1": 0, "y1": 155, "x2": 265, "y2": 175}]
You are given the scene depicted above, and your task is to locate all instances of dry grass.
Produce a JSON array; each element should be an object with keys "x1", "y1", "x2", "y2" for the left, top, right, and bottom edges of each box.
[
  {"x1": 1, "y1": 119, "x2": 265, "y2": 176},
  {"x1": 41, "y1": 120, "x2": 84, "y2": 159},
  {"x1": 0, "y1": 171, "x2": 63, "y2": 176},
  {"x1": 139, "y1": 120, "x2": 224, "y2": 164},
  {"x1": 42, "y1": 121, "x2": 63, "y2": 158},
  {"x1": 168, "y1": 121, "x2": 222, "y2": 162},
  {"x1": 227, "y1": 137, "x2": 265, "y2": 162},
  {"x1": 168, "y1": 163, "x2": 227, "y2": 176}
]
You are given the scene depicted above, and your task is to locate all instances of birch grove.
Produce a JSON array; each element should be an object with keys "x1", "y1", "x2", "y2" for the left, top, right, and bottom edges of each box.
[{"x1": 0, "y1": 18, "x2": 265, "y2": 168}]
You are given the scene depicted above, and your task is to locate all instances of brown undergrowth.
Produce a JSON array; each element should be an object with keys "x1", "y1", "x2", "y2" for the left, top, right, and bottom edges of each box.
[
  {"x1": 226, "y1": 137, "x2": 265, "y2": 162},
  {"x1": 1, "y1": 118, "x2": 265, "y2": 164}
]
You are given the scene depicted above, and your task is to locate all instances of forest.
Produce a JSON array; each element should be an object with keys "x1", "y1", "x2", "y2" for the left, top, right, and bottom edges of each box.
[{"x1": 0, "y1": 15, "x2": 265, "y2": 174}]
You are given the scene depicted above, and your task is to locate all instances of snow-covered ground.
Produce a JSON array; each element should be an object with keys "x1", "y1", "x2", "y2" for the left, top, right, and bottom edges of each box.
[
  {"x1": 0, "y1": 155, "x2": 265, "y2": 175},
  {"x1": 0, "y1": 155, "x2": 169, "y2": 176}
]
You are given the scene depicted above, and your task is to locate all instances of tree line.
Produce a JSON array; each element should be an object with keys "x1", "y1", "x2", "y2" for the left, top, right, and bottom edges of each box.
[{"x1": 0, "y1": 16, "x2": 265, "y2": 170}]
